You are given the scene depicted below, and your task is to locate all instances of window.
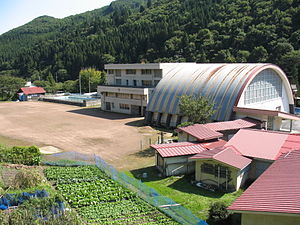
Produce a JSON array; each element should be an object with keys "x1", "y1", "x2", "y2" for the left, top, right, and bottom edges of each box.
[
  {"x1": 115, "y1": 79, "x2": 121, "y2": 85},
  {"x1": 107, "y1": 69, "x2": 114, "y2": 74},
  {"x1": 142, "y1": 69, "x2": 152, "y2": 75},
  {"x1": 117, "y1": 93, "x2": 131, "y2": 99},
  {"x1": 142, "y1": 80, "x2": 152, "y2": 87},
  {"x1": 132, "y1": 94, "x2": 142, "y2": 100},
  {"x1": 126, "y1": 69, "x2": 136, "y2": 74},
  {"x1": 154, "y1": 69, "x2": 162, "y2": 78},
  {"x1": 119, "y1": 103, "x2": 130, "y2": 110},
  {"x1": 154, "y1": 80, "x2": 160, "y2": 86},
  {"x1": 244, "y1": 69, "x2": 282, "y2": 105},
  {"x1": 201, "y1": 163, "x2": 214, "y2": 175},
  {"x1": 133, "y1": 80, "x2": 137, "y2": 86},
  {"x1": 115, "y1": 70, "x2": 121, "y2": 77},
  {"x1": 126, "y1": 80, "x2": 129, "y2": 86},
  {"x1": 107, "y1": 92, "x2": 116, "y2": 97}
]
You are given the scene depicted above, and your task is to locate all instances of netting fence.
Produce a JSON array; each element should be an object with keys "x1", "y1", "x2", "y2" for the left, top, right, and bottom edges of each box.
[{"x1": 43, "y1": 152, "x2": 208, "y2": 225}]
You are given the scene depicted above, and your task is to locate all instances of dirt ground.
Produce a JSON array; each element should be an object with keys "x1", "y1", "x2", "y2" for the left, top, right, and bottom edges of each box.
[{"x1": 0, "y1": 101, "x2": 163, "y2": 170}]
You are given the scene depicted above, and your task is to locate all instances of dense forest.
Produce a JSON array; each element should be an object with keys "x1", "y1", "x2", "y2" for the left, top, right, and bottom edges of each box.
[{"x1": 0, "y1": 0, "x2": 299, "y2": 86}]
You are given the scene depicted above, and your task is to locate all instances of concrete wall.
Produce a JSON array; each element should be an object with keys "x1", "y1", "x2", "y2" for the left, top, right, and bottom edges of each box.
[
  {"x1": 178, "y1": 132, "x2": 197, "y2": 142},
  {"x1": 241, "y1": 213, "x2": 300, "y2": 225}
]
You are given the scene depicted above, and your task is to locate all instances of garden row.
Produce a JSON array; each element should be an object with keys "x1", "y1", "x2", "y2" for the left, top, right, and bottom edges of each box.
[{"x1": 44, "y1": 165, "x2": 179, "y2": 224}]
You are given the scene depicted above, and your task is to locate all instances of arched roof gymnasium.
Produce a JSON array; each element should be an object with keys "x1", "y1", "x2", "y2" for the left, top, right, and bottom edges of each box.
[{"x1": 146, "y1": 63, "x2": 294, "y2": 121}]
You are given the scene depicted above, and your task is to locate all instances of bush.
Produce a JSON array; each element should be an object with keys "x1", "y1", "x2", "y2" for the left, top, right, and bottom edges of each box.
[
  {"x1": 0, "y1": 146, "x2": 41, "y2": 165},
  {"x1": 177, "y1": 121, "x2": 194, "y2": 128},
  {"x1": 208, "y1": 201, "x2": 230, "y2": 225},
  {"x1": 13, "y1": 169, "x2": 44, "y2": 189}
]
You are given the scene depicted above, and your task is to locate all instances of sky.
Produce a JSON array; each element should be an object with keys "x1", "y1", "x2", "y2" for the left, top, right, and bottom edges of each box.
[{"x1": 0, "y1": 0, "x2": 114, "y2": 35}]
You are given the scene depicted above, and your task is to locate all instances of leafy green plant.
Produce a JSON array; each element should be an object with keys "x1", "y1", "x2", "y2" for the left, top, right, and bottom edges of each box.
[
  {"x1": 0, "y1": 146, "x2": 41, "y2": 165},
  {"x1": 208, "y1": 201, "x2": 230, "y2": 225}
]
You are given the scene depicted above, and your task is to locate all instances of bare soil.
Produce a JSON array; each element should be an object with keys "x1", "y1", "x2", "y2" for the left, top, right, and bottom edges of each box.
[{"x1": 0, "y1": 101, "x2": 158, "y2": 169}]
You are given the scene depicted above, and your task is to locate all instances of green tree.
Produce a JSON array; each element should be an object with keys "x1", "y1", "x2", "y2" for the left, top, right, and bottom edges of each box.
[
  {"x1": 79, "y1": 68, "x2": 105, "y2": 93},
  {"x1": 0, "y1": 75, "x2": 26, "y2": 100},
  {"x1": 178, "y1": 95, "x2": 215, "y2": 124}
]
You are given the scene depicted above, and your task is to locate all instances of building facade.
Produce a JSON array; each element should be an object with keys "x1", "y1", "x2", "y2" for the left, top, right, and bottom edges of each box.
[
  {"x1": 145, "y1": 63, "x2": 297, "y2": 129},
  {"x1": 98, "y1": 63, "x2": 195, "y2": 116}
]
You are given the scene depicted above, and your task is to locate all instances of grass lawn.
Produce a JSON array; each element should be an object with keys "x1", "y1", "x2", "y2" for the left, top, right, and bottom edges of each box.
[{"x1": 125, "y1": 166, "x2": 242, "y2": 220}]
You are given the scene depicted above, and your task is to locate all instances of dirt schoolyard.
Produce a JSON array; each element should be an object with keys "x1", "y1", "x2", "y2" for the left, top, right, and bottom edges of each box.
[{"x1": 0, "y1": 101, "x2": 158, "y2": 169}]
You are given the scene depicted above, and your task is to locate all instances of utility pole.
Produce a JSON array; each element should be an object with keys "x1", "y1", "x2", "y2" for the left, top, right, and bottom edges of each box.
[
  {"x1": 79, "y1": 73, "x2": 82, "y2": 95},
  {"x1": 89, "y1": 74, "x2": 91, "y2": 93}
]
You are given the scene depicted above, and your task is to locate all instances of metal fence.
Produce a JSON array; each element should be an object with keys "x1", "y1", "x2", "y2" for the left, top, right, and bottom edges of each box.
[{"x1": 43, "y1": 151, "x2": 208, "y2": 225}]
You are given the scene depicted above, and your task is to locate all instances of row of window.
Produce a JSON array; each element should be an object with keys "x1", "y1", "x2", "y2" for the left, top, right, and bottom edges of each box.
[
  {"x1": 115, "y1": 79, "x2": 159, "y2": 87},
  {"x1": 105, "y1": 92, "x2": 147, "y2": 101},
  {"x1": 201, "y1": 163, "x2": 230, "y2": 179},
  {"x1": 108, "y1": 69, "x2": 162, "y2": 78},
  {"x1": 119, "y1": 103, "x2": 130, "y2": 110},
  {"x1": 244, "y1": 70, "x2": 282, "y2": 105}
]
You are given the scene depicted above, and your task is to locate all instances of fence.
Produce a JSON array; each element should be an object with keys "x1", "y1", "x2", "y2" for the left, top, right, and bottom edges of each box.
[{"x1": 44, "y1": 151, "x2": 208, "y2": 225}]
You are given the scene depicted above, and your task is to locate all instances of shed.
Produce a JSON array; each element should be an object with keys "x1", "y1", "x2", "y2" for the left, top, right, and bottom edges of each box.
[{"x1": 18, "y1": 87, "x2": 46, "y2": 101}]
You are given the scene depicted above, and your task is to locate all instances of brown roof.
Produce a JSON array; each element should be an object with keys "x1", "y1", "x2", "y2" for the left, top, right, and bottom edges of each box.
[
  {"x1": 20, "y1": 87, "x2": 46, "y2": 95},
  {"x1": 228, "y1": 150, "x2": 300, "y2": 215},
  {"x1": 190, "y1": 146, "x2": 252, "y2": 169}
]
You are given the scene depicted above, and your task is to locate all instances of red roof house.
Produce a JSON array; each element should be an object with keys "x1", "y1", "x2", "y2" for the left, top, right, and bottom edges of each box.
[
  {"x1": 18, "y1": 87, "x2": 46, "y2": 101},
  {"x1": 228, "y1": 150, "x2": 300, "y2": 224}
]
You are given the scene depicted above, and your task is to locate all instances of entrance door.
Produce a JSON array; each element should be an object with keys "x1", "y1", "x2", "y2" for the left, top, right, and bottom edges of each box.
[{"x1": 106, "y1": 102, "x2": 111, "y2": 111}]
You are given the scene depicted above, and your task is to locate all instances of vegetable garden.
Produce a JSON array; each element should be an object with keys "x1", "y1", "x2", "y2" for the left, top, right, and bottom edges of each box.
[{"x1": 44, "y1": 165, "x2": 179, "y2": 224}]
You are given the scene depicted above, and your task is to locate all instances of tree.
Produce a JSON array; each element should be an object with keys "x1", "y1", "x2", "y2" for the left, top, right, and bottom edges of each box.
[
  {"x1": 79, "y1": 68, "x2": 106, "y2": 93},
  {"x1": 0, "y1": 75, "x2": 26, "y2": 100},
  {"x1": 178, "y1": 95, "x2": 215, "y2": 124}
]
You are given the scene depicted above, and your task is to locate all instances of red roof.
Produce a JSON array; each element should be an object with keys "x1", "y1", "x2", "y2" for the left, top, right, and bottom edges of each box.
[
  {"x1": 151, "y1": 142, "x2": 207, "y2": 157},
  {"x1": 225, "y1": 129, "x2": 300, "y2": 160},
  {"x1": 177, "y1": 124, "x2": 223, "y2": 141},
  {"x1": 203, "y1": 117, "x2": 262, "y2": 131},
  {"x1": 152, "y1": 140, "x2": 227, "y2": 158},
  {"x1": 20, "y1": 87, "x2": 46, "y2": 95},
  {"x1": 228, "y1": 150, "x2": 300, "y2": 215},
  {"x1": 200, "y1": 139, "x2": 227, "y2": 150},
  {"x1": 190, "y1": 146, "x2": 252, "y2": 169}
]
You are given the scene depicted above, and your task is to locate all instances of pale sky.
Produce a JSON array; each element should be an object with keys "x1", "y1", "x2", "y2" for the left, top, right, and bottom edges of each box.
[{"x1": 0, "y1": 0, "x2": 114, "y2": 35}]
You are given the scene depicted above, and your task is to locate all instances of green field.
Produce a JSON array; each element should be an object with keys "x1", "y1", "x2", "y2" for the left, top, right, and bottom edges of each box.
[
  {"x1": 44, "y1": 165, "x2": 179, "y2": 224},
  {"x1": 126, "y1": 166, "x2": 242, "y2": 220}
]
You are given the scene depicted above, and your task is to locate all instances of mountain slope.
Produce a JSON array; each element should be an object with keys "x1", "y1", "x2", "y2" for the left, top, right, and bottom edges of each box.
[{"x1": 0, "y1": 0, "x2": 299, "y2": 84}]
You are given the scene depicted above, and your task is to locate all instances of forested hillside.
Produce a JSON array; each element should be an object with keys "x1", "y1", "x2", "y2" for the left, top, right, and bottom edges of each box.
[{"x1": 0, "y1": 0, "x2": 299, "y2": 85}]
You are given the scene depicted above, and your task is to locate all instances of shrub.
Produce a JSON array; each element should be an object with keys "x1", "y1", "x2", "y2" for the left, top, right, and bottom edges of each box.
[
  {"x1": 208, "y1": 201, "x2": 230, "y2": 225},
  {"x1": 13, "y1": 169, "x2": 44, "y2": 189},
  {"x1": 0, "y1": 146, "x2": 41, "y2": 165},
  {"x1": 177, "y1": 121, "x2": 194, "y2": 128}
]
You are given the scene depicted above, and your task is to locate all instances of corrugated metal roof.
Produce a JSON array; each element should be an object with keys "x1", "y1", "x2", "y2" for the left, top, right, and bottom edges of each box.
[
  {"x1": 177, "y1": 124, "x2": 223, "y2": 141},
  {"x1": 190, "y1": 146, "x2": 252, "y2": 169},
  {"x1": 200, "y1": 139, "x2": 227, "y2": 150},
  {"x1": 228, "y1": 150, "x2": 300, "y2": 215},
  {"x1": 203, "y1": 117, "x2": 262, "y2": 131},
  {"x1": 152, "y1": 142, "x2": 207, "y2": 157},
  {"x1": 225, "y1": 129, "x2": 292, "y2": 160},
  {"x1": 20, "y1": 87, "x2": 46, "y2": 95},
  {"x1": 146, "y1": 63, "x2": 291, "y2": 121}
]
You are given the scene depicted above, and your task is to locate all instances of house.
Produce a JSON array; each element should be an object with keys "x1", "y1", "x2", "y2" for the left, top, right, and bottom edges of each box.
[
  {"x1": 18, "y1": 87, "x2": 46, "y2": 101},
  {"x1": 145, "y1": 63, "x2": 299, "y2": 129},
  {"x1": 177, "y1": 117, "x2": 262, "y2": 141},
  {"x1": 228, "y1": 150, "x2": 300, "y2": 225},
  {"x1": 190, "y1": 129, "x2": 300, "y2": 191},
  {"x1": 190, "y1": 146, "x2": 252, "y2": 192},
  {"x1": 97, "y1": 63, "x2": 195, "y2": 116},
  {"x1": 152, "y1": 139, "x2": 226, "y2": 176}
]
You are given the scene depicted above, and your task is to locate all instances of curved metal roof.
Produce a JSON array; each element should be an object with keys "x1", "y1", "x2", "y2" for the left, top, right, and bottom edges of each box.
[{"x1": 146, "y1": 63, "x2": 291, "y2": 121}]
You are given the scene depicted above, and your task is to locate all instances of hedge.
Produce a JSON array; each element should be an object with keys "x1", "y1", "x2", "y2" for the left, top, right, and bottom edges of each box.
[{"x1": 0, "y1": 146, "x2": 41, "y2": 165}]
